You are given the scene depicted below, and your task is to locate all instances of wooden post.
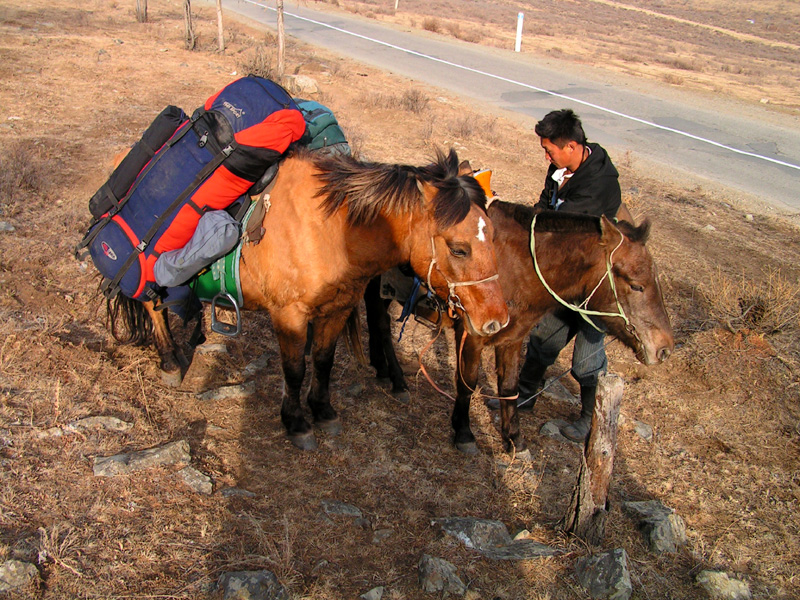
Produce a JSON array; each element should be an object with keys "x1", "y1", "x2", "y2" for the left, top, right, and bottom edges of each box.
[
  {"x1": 135, "y1": 0, "x2": 147, "y2": 23},
  {"x1": 558, "y1": 373, "x2": 624, "y2": 545},
  {"x1": 216, "y1": 0, "x2": 225, "y2": 53},
  {"x1": 183, "y1": 0, "x2": 196, "y2": 50},
  {"x1": 277, "y1": 0, "x2": 285, "y2": 80}
]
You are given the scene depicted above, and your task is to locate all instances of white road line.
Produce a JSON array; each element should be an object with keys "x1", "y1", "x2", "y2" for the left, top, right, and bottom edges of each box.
[{"x1": 241, "y1": 0, "x2": 800, "y2": 172}]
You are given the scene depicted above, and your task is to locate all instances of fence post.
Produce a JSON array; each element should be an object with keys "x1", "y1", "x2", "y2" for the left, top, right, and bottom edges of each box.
[
  {"x1": 558, "y1": 373, "x2": 624, "y2": 545},
  {"x1": 515, "y1": 12, "x2": 524, "y2": 52}
]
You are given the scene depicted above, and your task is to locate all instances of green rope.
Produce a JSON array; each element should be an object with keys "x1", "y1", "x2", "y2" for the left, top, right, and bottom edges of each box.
[{"x1": 530, "y1": 214, "x2": 630, "y2": 333}]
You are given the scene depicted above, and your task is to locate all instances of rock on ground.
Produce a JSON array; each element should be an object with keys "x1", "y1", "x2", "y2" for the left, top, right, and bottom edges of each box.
[
  {"x1": 418, "y1": 554, "x2": 467, "y2": 596},
  {"x1": 696, "y1": 570, "x2": 752, "y2": 600},
  {"x1": 217, "y1": 570, "x2": 289, "y2": 600},
  {"x1": 575, "y1": 548, "x2": 632, "y2": 600},
  {"x1": 0, "y1": 559, "x2": 39, "y2": 592}
]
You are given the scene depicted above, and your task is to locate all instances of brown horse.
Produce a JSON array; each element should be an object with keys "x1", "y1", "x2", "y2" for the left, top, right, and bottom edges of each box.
[
  {"x1": 109, "y1": 147, "x2": 509, "y2": 449},
  {"x1": 365, "y1": 200, "x2": 674, "y2": 454}
]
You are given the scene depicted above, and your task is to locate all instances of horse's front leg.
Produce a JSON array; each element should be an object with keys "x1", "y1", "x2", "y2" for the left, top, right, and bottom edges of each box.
[
  {"x1": 272, "y1": 308, "x2": 316, "y2": 450},
  {"x1": 495, "y1": 342, "x2": 527, "y2": 455},
  {"x1": 306, "y1": 313, "x2": 350, "y2": 437},
  {"x1": 452, "y1": 326, "x2": 484, "y2": 455},
  {"x1": 364, "y1": 277, "x2": 410, "y2": 402},
  {"x1": 143, "y1": 301, "x2": 186, "y2": 387}
]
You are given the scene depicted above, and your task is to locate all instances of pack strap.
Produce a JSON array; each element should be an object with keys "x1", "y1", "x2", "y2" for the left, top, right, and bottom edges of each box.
[
  {"x1": 102, "y1": 139, "x2": 238, "y2": 298},
  {"x1": 74, "y1": 111, "x2": 207, "y2": 260}
]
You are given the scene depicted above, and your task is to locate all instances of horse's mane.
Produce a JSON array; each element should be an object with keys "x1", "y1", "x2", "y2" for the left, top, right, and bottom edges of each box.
[
  {"x1": 490, "y1": 200, "x2": 650, "y2": 242},
  {"x1": 310, "y1": 147, "x2": 486, "y2": 227}
]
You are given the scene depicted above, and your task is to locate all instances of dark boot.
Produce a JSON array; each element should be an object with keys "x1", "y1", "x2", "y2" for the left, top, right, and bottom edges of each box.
[
  {"x1": 560, "y1": 384, "x2": 596, "y2": 442},
  {"x1": 486, "y1": 360, "x2": 546, "y2": 410}
]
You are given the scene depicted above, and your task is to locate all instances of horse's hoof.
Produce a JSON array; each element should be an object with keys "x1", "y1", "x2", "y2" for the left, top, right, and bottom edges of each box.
[
  {"x1": 456, "y1": 441, "x2": 479, "y2": 455},
  {"x1": 392, "y1": 390, "x2": 411, "y2": 404},
  {"x1": 317, "y1": 417, "x2": 342, "y2": 436},
  {"x1": 289, "y1": 432, "x2": 318, "y2": 450},
  {"x1": 161, "y1": 369, "x2": 183, "y2": 388}
]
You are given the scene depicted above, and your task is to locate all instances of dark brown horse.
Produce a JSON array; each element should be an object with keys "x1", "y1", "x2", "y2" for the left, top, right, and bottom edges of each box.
[
  {"x1": 109, "y1": 147, "x2": 509, "y2": 449},
  {"x1": 365, "y1": 200, "x2": 674, "y2": 455}
]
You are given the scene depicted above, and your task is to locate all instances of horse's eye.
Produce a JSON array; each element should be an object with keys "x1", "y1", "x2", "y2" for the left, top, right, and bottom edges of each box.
[
  {"x1": 449, "y1": 246, "x2": 469, "y2": 258},
  {"x1": 631, "y1": 284, "x2": 645, "y2": 293}
]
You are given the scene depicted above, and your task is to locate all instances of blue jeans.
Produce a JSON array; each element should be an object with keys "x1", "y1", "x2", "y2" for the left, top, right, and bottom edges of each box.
[{"x1": 524, "y1": 311, "x2": 607, "y2": 388}]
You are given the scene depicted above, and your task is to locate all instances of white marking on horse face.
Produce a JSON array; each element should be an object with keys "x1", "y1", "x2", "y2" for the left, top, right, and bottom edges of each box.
[{"x1": 476, "y1": 217, "x2": 487, "y2": 242}]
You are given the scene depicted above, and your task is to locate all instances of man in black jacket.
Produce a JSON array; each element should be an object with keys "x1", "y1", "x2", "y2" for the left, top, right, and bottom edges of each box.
[{"x1": 504, "y1": 109, "x2": 622, "y2": 443}]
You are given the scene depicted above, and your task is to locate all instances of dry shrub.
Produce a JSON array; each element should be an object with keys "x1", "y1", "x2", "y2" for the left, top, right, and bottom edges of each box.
[
  {"x1": 0, "y1": 140, "x2": 49, "y2": 215},
  {"x1": 400, "y1": 88, "x2": 429, "y2": 113},
  {"x1": 699, "y1": 268, "x2": 800, "y2": 335},
  {"x1": 422, "y1": 17, "x2": 441, "y2": 33},
  {"x1": 447, "y1": 115, "x2": 475, "y2": 140},
  {"x1": 236, "y1": 45, "x2": 277, "y2": 79}
]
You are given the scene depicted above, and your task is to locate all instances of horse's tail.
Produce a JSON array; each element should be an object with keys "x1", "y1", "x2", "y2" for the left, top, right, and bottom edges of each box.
[
  {"x1": 343, "y1": 307, "x2": 367, "y2": 367},
  {"x1": 106, "y1": 294, "x2": 153, "y2": 346}
]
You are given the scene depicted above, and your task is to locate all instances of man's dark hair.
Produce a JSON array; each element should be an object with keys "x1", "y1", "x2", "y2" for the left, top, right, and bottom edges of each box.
[{"x1": 534, "y1": 109, "x2": 587, "y2": 147}]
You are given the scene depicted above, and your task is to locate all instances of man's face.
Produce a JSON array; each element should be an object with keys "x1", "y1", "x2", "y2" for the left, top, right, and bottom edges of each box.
[{"x1": 540, "y1": 137, "x2": 575, "y2": 170}]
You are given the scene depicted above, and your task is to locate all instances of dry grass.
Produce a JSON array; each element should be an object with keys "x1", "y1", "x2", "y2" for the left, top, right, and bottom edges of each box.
[{"x1": 0, "y1": 0, "x2": 799, "y2": 599}]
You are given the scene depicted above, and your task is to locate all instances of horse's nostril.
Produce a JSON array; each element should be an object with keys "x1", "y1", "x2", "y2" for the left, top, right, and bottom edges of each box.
[
  {"x1": 483, "y1": 320, "x2": 501, "y2": 336},
  {"x1": 657, "y1": 347, "x2": 671, "y2": 362}
]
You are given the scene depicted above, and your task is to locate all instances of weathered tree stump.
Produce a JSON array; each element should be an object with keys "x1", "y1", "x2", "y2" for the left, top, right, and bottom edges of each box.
[
  {"x1": 183, "y1": 0, "x2": 195, "y2": 50},
  {"x1": 135, "y1": 0, "x2": 147, "y2": 23},
  {"x1": 558, "y1": 373, "x2": 624, "y2": 545}
]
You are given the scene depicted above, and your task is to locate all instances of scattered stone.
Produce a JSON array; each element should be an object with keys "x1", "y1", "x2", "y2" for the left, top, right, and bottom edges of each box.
[
  {"x1": 633, "y1": 420, "x2": 653, "y2": 442},
  {"x1": 360, "y1": 586, "x2": 384, "y2": 600},
  {"x1": 575, "y1": 548, "x2": 632, "y2": 600},
  {"x1": 540, "y1": 419, "x2": 573, "y2": 442},
  {"x1": 0, "y1": 222, "x2": 15, "y2": 232},
  {"x1": 196, "y1": 381, "x2": 256, "y2": 402},
  {"x1": 93, "y1": 439, "x2": 191, "y2": 477},
  {"x1": 418, "y1": 554, "x2": 466, "y2": 596},
  {"x1": 0, "y1": 559, "x2": 39, "y2": 592},
  {"x1": 243, "y1": 353, "x2": 269, "y2": 378},
  {"x1": 433, "y1": 517, "x2": 559, "y2": 560},
  {"x1": 220, "y1": 486, "x2": 257, "y2": 498},
  {"x1": 321, "y1": 499, "x2": 362, "y2": 518},
  {"x1": 542, "y1": 377, "x2": 580, "y2": 405},
  {"x1": 283, "y1": 74, "x2": 318, "y2": 95},
  {"x1": 372, "y1": 528, "x2": 394, "y2": 544},
  {"x1": 36, "y1": 427, "x2": 63, "y2": 439},
  {"x1": 217, "y1": 570, "x2": 289, "y2": 600},
  {"x1": 179, "y1": 465, "x2": 213, "y2": 494},
  {"x1": 195, "y1": 343, "x2": 228, "y2": 355},
  {"x1": 744, "y1": 214, "x2": 754, "y2": 222},
  {"x1": 696, "y1": 570, "x2": 751, "y2": 600},
  {"x1": 622, "y1": 500, "x2": 687, "y2": 554},
  {"x1": 703, "y1": 224, "x2": 717, "y2": 232},
  {"x1": 481, "y1": 539, "x2": 561, "y2": 560},
  {"x1": 347, "y1": 382, "x2": 365, "y2": 397},
  {"x1": 66, "y1": 415, "x2": 133, "y2": 433}
]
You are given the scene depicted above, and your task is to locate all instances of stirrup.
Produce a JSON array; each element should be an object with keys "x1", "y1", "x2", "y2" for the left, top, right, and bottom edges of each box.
[{"x1": 210, "y1": 292, "x2": 241, "y2": 336}]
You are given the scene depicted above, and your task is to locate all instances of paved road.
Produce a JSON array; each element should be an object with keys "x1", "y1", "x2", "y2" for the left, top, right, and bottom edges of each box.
[{"x1": 222, "y1": 0, "x2": 800, "y2": 213}]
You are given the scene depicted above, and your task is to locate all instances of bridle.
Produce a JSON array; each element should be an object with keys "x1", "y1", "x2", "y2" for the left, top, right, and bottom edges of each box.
[
  {"x1": 530, "y1": 214, "x2": 641, "y2": 345},
  {"x1": 425, "y1": 236, "x2": 499, "y2": 320}
]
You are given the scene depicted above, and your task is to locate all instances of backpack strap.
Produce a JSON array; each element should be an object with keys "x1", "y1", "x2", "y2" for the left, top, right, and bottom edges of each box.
[
  {"x1": 74, "y1": 111, "x2": 205, "y2": 260},
  {"x1": 101, "y1": 138, "x2": 239, "y2": 299}
]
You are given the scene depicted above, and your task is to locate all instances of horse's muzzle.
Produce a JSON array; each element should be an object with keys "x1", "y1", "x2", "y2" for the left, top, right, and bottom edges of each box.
[{"x1": 481, "y1": 319, "x2": 504, "y2": 336}]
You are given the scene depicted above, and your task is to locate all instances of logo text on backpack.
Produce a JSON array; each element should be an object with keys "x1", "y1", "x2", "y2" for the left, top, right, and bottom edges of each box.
[
  {"x1": 223, "y1": 101, "x2": 245, "y2": 119},
  {"x1": 101, "y1": 241, "x2": 118, "y2": 261}
]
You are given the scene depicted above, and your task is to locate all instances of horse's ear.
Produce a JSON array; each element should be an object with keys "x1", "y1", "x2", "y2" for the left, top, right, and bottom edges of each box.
[
  {"x1": 458, "y1": 160, "x2": 473, "y2": 176},
  {"x1": 599, "y1": 215, "x2": 620, "y2": 243}
]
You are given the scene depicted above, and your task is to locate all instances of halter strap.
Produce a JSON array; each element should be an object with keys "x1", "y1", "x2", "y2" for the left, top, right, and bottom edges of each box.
[
  {"x1": 425, "y1": 236, "x2": 499, "y2": 317},
  {"x1": 530, "y1": 214, "x2": 630, "y2": 333}
]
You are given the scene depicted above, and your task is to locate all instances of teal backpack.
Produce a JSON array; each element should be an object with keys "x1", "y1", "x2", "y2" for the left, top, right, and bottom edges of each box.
[{"x1": 294, "y1": 99, "x2": 350, "y2": 155}]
